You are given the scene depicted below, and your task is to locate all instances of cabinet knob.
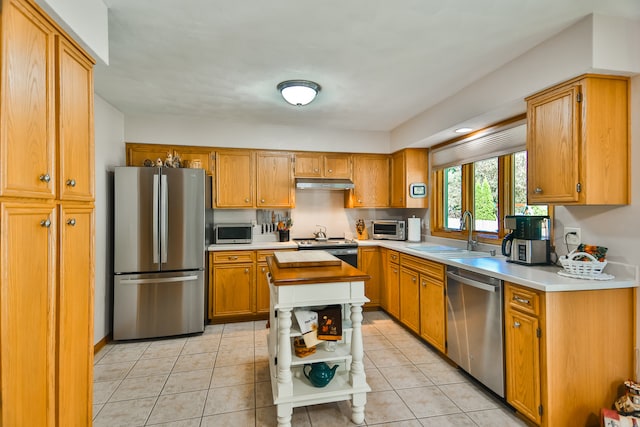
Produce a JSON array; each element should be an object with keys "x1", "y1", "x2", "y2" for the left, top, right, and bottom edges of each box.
[
  {"x1": 39, "y1": 173, "x2": 51, "y2": 183},
  {"x1": 261, "y1": 198, "x2": 265, "y2": 203},
  {"x1": 261, "y1": 267, "x2": 266, "y2": 273},
  {"x1": 514, "y1": 321, "x2": 521, "y2": 328},
  {"x1": 40, "y1": 219, "x2": 51, "y2": 228},
  {"x1": 421, "y1": 280, "x2": 426, "y2": 287},
  {"x1": 245, "y1": 198, "x2": 250, "y2": 203},
  {"x1": 66, "y1": 218, "x2": 76, "y2": 226},
  {"x1": 228, "y1": 256, "x2": 238, "y2": 260},
  {"x1": 412, "y1": 277, "x2": 416, "y2": 282},
  {"x1": 328, "y1": 169, "x2": 333, "y2": 173},
  {"x1": 244, "y1": 268, "x2": 249, "y2": 273},
  {"x1": 392, "y1": 268, "x2": 398, "y2": 273},
  {"x1": 534, "y1": 187, "x2": 543, "y2": 194},
  {"x1": 314, "y1": 168, "x2": 319, "y2": 172},
  {"x1": 66, "y1": 178, "x2": 76, "y2": 187},
  {"x1": 357, "y1": 199, "x2": 362, "y2": 203}
]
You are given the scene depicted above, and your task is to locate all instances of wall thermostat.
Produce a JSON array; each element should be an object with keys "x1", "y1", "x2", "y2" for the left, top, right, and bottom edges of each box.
[{"x1": 409, "y1": 183, "x2": 427, "y2": 198}]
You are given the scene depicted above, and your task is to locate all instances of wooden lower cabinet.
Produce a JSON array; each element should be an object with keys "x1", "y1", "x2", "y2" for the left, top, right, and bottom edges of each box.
[
  {"x1": 419, "y1": 274, "x2": 445, "y2": 353},
  {"x1": 504, "y1": 282, "x2": 635, "y2": 426},
  {"x1": 210, "y1": 249, "x2": 295, "y2": 322},
  {"x1": 382, "y1": 249, "x2": 400, "y2": 318},
  {"x1": 358, "y1": 247, "x2": 381, "y2": 308},
  {"x1": 399, "y1": 266, "x2": 420, "y2": 334}
]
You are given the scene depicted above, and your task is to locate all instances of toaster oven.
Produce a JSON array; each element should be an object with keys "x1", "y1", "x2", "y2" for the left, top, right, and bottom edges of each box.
[{"x1": 371, "y1": 220, "x2": 406, "y2": 241}]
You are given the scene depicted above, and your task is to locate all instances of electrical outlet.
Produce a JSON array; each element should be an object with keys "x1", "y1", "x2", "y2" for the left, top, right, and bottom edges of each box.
[{"x1": 564, "y1": 227, "x2": 581, "y2": 245}]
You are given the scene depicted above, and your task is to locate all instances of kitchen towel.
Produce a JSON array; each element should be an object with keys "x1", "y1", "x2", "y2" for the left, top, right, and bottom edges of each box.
[{"x1": 407, "y1": 217, "x2": 421, "y2": 242}]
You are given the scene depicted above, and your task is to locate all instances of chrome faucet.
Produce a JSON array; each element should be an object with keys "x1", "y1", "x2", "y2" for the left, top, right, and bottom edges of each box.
[{"x1": 460, "y1": 210, "x2": 477, "y2": 251}]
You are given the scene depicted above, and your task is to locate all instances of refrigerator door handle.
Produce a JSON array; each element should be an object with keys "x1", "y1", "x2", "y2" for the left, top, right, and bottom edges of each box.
[
  {"x1": 152, "y1": 173, "x2": 160, "y2": 264},
  {"x1": 160, "y1": 173, "x2": 168, "y2": 263},
  {"x1": 119, "y1": 275, "x2": 200, "y2": 285}
]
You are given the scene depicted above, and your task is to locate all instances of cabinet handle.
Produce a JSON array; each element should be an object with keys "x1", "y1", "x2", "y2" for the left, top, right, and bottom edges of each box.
[
  {"x1": 39, "y1": 173, "x2": 51, "y2": 183},
  {"x1": 228, "y1": 256, "x2": 238, "y2": 260},
  {"x1": 421, "y1": 280, "x2": 426, "y2": 287},
  {"x1": 261, "y1": 198, "x2": 265, "y2": 203},
  {"x1": 534, "y1": 187, "x2": 543, "y2": 194},
  {"x1": 513, "y1": 295, "x2": 530, "y2": 305},
  {"x1": 514, "y1": 321, "x2": 521, "y2": 328},
  {"x1": 392, "y1": 268, "x2": 398, "y2": 273},
  {"x1": 66, "y1": 178, "x2": 76, "y2": 187},
  {"x1": 244, "y1": 268, "x2": 249, "y2": 273},
  {"x1": 357, "y1": 199, "x2": 362, "y2": 203},
  {"x1": 66, "y1": 218, "x2": 76, "y2": 226},
  {"x1": 40, "y1": 219, "x2": 51, "y2": 228},
  {"x1": 245, "y1": 198, "x2": 250, "y2": 203},
  {"x1": 314, "y1": 168, "x2": 319, "y2": 172},
  {"x1": 261, "y1": 267, "x2": 266, "y2": 273},
  {"x1": 328, "y1": 169, "x2": 333, "y2": 173},
  {"x1": 412, "y1": 277, "x2": 416, "y2": 282}
]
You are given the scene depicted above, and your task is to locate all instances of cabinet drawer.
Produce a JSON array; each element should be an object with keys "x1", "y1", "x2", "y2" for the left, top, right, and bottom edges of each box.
[
  {"x1": 212, "y1": 251, "x2": 255, "y2": 264},
  {"x1": 506, "y1": 284, "x2": 540, "y2": 316},
  {"x1": 257, "y1": 249, "x2": 295, "y2": 263},
  {"x1": 400, "y1": 254, "x2": 445, "y2": 280},
  {"x1": 387, "y1": 250, "x2": 400, "y2": 264}
]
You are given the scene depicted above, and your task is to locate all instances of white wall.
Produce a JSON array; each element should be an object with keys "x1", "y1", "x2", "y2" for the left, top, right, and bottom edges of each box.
[
  {"x1": 124, "y1": 115, "x2": 391, "y2": 154},
  {"x1": 94, "y1": 96, "x2": 125, "y2": 344}
]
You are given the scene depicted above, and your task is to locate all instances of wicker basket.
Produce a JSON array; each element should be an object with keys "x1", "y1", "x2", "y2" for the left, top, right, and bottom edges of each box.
[{"x1": 560, "y1": 251, "x2": 607, "y2": 276}]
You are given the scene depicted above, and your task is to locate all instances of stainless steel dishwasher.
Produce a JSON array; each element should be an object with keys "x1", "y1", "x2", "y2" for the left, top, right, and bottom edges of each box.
[{"x1": 446, "y1": 267, "x2": 504, "y2": 397}]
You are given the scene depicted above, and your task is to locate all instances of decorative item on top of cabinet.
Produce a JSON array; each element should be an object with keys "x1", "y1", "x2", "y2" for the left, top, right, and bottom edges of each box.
[
  {"x1": 390, "y1": 149, "x2": 428, "y2": 208},
  {"x1": 345, "y1": 154, "x2": 390, "y2": 208},
  {"x1": 294, "y1": 152, "x2": 352, "y2": 179},
  {"x1": 526, "y1": 74, "x2": 629, "y2": 205},
  {"x1": 125, "y1": 143, "x2": 214, "y2": 174}
]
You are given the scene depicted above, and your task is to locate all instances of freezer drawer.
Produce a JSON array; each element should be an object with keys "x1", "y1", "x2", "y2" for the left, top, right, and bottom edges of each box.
[{"x1": 114, "y1": 271, "x2": 205, "y2": 340}]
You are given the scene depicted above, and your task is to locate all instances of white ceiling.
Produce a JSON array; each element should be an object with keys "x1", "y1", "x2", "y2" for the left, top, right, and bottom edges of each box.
[{"x1": 94, "y1": 0, "x2": 640, "y2": 136}]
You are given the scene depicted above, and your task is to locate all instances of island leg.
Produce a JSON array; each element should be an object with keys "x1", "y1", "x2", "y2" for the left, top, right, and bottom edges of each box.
[
  {"x1": 276, "y1": 308, "x2": 293, "y2": 426},
  {"x1": 350, "y1": 303, "x2": 367, "y2": 423}
]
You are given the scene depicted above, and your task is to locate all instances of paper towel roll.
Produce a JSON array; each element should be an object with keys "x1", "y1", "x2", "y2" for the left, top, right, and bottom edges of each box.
[{"x1": 407, "y1": 217, "x2": 421, "y2": 242}]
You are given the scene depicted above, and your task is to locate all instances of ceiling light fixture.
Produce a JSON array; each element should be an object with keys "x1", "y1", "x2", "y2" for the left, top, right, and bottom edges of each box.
[
  {"x1": 455, "y1": 127, "x2": 473, "y2": 134},
  {"x1": 277, "y1": 80, "x2": 321, "y2": 106}
]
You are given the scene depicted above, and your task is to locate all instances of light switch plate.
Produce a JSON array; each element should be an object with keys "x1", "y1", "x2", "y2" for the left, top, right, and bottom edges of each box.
[{"x1": 564, "y1": 227, "x2": 581, "y2": 245}]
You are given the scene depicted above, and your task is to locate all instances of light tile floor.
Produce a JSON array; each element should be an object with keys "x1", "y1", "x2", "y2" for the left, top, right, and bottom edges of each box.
[{"x1": 93, "y1": 311, "x2": 529, "y2": 426}]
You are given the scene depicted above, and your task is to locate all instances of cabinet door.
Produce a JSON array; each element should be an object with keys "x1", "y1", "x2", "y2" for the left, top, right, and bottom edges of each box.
[
  {"x1": 419, "y1": 276, "x2": 445, "y2": 352},
  {"x1": 215, "y1": 150, "x2": 254, "y2": 208},
  {"x1": 213, "y1": 263, "x2": 254, "y2": 316},
  {"x1": 399, "y1": 267, "x2": 420, "y2": 334},
  {"x1": 256, "y1": 152, "x2": 293, "y2": 208},
  {"x1": 324, "y1": 154, "x2": 351, "y2": 178},
  {"x1": 294, "y1": 153, "x2": 322, "y2": 177},
  {"x1": 58, "y1": 38, "x2": 94, "y2": 201},
  {"x1": 390, "y1": 151, "x2": 405, "y2": 207},
  {"x1": 58, "y1": 205, "x2": 94, "y2": 426},
  {"x1": 527, "y1": 84, "x2": 580, "y2": 204},
  {"x1": 348, "y1": 155, "x2": 389, "y2": 207},
  {"x1": 505, "y1": 307, "x2": 541, "y2": 424},
  {"x1": 0, "y1": 0, "x2": 56, "y2": 199},
  {"x1": 0, "y1": 202, "x2": 56, "y2": 426},
  {"x1": 358, "y1": 247, "x2": 381, "y2": 307},
  {"x1": 256, "y1": 262, "x2": 270, "y2": 314}
]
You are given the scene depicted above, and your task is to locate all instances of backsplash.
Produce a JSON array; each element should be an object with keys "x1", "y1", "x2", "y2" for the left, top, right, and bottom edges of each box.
[{"x1": 211, "y1": 190, "x2": 428, "y2": 241}]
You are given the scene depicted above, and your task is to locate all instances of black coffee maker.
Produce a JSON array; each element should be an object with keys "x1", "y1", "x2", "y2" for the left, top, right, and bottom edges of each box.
[{"x1": 501, "y1": 215, "x2": 551, "y2": 265}]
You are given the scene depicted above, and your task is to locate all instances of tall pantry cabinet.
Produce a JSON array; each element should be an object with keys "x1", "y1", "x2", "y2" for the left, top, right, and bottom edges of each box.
[{"x1": 0, "y1": 0, "x2": 95, "y2": 425}]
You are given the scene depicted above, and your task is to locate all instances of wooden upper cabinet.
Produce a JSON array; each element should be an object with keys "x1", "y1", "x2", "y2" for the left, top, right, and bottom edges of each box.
[
  {"x1": 390, "y1": 148, "x2": 428, "y2": 208},
  {"x1": 215, "y1": 150, "x2": 254, "y2": 208},
  {"x1": 294, "y1": 152, "x2": 351, "y2": 179},
  {"x1": 346, "y1": 154, "x2": 390, "y2": 207},
  {"x1": 256, "y1": 151, "x2": 294, "y2": 208},
  {"x1": 58, "y1": 37, "x2": 94, "y2": 201},
  {"x1": 125, "y1": 143, "x2": 214, "y2": 174},
  {"x1": 526, "y1": 74, "x2": 629, "y2": 205},
  {"x1": 0, "y1": 0, "x2": 56, "y2": 199}
]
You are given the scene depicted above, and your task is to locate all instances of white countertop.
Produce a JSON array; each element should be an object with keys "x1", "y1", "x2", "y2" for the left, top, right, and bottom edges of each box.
[{"x1": 208, "y1": 239, "x2": 638, "y2": 292}]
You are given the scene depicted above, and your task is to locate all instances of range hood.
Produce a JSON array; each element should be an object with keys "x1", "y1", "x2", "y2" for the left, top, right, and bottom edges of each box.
[{"x1": 295, "y1": 178, "x2": 355, "y2": 190}]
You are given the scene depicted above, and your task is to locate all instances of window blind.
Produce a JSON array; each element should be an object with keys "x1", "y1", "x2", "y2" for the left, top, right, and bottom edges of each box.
[{"x1": 430, "y1": 121, "x2": 526, "y2": 170}]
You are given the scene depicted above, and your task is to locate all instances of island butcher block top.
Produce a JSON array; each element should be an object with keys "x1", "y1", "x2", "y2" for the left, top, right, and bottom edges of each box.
[
  {"x1": 273, "y1": 251, "x2": 341, "y2": 268},
  {"x1": 266, "y1": 254, "x2": 370, "y2": 286}
]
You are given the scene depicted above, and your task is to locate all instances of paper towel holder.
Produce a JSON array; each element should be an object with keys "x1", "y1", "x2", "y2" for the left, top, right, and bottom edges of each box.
[{"x1": 409, "y1": 183, "x2": 427, "y2": 198}]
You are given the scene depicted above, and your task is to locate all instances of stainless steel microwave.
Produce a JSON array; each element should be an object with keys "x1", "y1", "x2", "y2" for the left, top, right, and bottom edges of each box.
[
  {"x1": 214, "y1": 223, "x2": 252, "y2": 244},
  {"x1": 371, "y1": 220, "x2": 406, "y2": 241}
]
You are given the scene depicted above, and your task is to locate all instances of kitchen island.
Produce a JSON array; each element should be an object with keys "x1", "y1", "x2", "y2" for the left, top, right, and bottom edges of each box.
[{"x1": 266, "y1": 254, "x2": 370, "y2": 427}]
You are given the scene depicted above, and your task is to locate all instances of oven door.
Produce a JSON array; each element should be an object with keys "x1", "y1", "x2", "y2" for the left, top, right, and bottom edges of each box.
[{"x1": 325, "y1": 248, "x2": 358, "y2": 267}]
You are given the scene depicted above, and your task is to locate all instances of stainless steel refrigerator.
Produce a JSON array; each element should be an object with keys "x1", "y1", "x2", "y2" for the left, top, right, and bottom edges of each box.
[{"x1": 113, "y1": 166, "x2": 205, "y2": 340}]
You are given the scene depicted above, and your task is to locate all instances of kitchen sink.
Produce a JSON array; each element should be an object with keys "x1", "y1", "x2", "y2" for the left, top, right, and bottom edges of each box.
[{"x1": 407, "y1": 245, "x2": 495, "y2": 258}]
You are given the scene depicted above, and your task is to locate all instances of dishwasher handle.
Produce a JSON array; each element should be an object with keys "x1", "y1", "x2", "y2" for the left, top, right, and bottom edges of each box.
[{"x1": 447, "y1": 271, "x2": 500, "y2": 293}]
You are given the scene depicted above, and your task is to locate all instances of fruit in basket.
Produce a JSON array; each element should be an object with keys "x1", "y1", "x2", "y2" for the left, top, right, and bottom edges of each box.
[{"x1": 575, "y1": 244, "x2": 608, "y2": 262}]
